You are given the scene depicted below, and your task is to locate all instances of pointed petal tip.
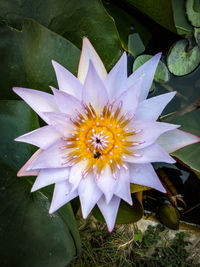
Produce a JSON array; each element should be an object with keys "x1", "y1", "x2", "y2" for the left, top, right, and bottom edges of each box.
[
  {"x1": 108, "y1": 227, "x2": 114, "y2": 233},
  {"x1": 51, "y1": 59, "x2": 60, "y2": 69},
  {"x1": 14, "y1": 137, "x2": 20, "y2": 142},
  {"x1": 82, "y1": 36, "x2": 90, "y2": 43},
  {"x1": 78, "y1": 37, "x2": 107, "y2": 83},
  {"x1": 30, "y1": 185, "x2": 37, "y2": 193},
  {"x1": 160, "y1": 187, "x2": 167, "y2": 194},
  {"x1": 49, "y1": 204, "x2": 58, "y2": 214},
  {"x1": 48, "y1": 208, "x2": 54, "y2": 214},
  {"x1": 156, "y1": 52, "x2": 162, "y2": 57},
  {"x1": 12, "y1": 87, "x2": 21, "y2": 94}
]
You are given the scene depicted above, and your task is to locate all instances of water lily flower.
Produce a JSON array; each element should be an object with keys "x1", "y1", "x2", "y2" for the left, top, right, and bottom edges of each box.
[{"x1": 13, "y1": 37, "x2": 200, "y2": 232}]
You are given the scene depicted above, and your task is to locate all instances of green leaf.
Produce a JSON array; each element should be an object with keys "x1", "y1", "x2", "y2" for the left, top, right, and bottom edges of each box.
[
  {"x1": 102, "y1": 1, "x2": 151, "y2": 51},
  {"x1": 134, "y1": 229, "x2": 143, "y2": 243},
  {"x1": 49, "y1": 0, "x2": 122, "y2": 71},
  {"x1": 0, "y1": 19, "x2": 80, "y2": 100},
  {"x1": 0, "y1": 100, "x2": 81, "y2": 266},
  {"x1": 0, "y1": 0, "x2": 122, "y2": 72},
  {"x1": 186, "y1": 0, "x2": 200, "y2": 27},
  {"x1": 0, "y1": 164, "x2": 78, "y2": 267},
  {"x1": 133, "y1": 55, "x2": 170, "y2": 83},
  {"x1": 130, "y1": 183, "x2": 151, "y2": 193},
  {"x1": 159, "y1": 203, "x2": 180, "y2": 230},
  {"x1": 171, "y1": 0, "x2": 193, "y2": 38},
  {"x1": 93, "y1": 198, "x2": 143, "y2": 224},
  {"x1": 170, "y1": 109, "x2": 200, "y2": 174},
  {"x1": 0, "y1": 100, "x2": 39, "y2": 169},
  {"x1": 128, "y1": 33, "x2": 145, "y2": 58},
  {"x1": 194, "y1": 27, "x2": 200, "y2": 46},
  {"x1": 167, "y1": 39, "x2": 200, "y2": 76},
  {"x1": 125, "y1": 0, "x2": 177, "y2": 34}
]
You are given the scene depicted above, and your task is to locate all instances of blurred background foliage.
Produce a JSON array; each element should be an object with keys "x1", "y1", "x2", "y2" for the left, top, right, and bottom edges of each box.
[{"x1": 0, "y1": 0, "x2": 200, "y2": 266}]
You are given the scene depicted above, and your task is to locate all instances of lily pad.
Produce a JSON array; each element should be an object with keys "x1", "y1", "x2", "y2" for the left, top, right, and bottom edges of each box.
[
  {"x1": 0, "y1": 100, "x2": 81, "y2": 266},
  {"x1": 171, "y1": 0, "x2": 193, "y2": 38},
  {"x1": 167, "y1": 39, "x2": 200, "y2": 76},
  {"x1": 102, "y1": 1, "x2": 151, "y2": 51},
  {"x1": 186, "y1": 0, "x2": 200, "y2": 27},
  {"x1": 125, "y1": 0, "x2": 177, "y2": 34},
  {"x1": 0, "y1": 19, "x2": 80, "y2": 100},
  {"x1": 194, "y1": 27, "x2": 200, "y2": 46},
  {"x1": 0, "y1": 0, "x2": 122, "y2": 72},
  {"x1": 133, "y1": 55, "x2": 169, "y2": 83},
  {"x1": 93, "y1": 198, "x2": 143, "y2": 224},
  {"x1": 170, "y1": 109, "x2": 200, "y2": 175},
  {"x1": 128, "y1": 33, "x2": 145, "y2": 57}
]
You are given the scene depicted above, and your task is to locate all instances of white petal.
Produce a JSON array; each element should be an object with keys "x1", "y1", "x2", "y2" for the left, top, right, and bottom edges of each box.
[
  {"x1": 27, "y1": 139, "x2": 66, "y2": 170},
  {"x1": 13, "y1": 87, "x2": 58, "y2": 123},
  {"x1": 78, "y1": 37, "x2": 107, "y2": 83},
  {"x1": 49, "y1": 181, "x2": 77, "y2": 214},
  {"x1": 128, "y1": 53, "x2": 161, "y2": 101},
  {"x1": 157, "y1": 129, "x2": 200, "y2": 153},
  {"x1": 135, "y1": 92, "x2": 176, "y2": 122},
  {"x1": 128, "y1": 121, "x2": 179, "y2": 150},
  {"x1": 42, "y1": 112, "x2": 74, "y2": 136},
  {"x1": 78, "y1": 173, "x2": 102, "y2": 218},
  {"x1": 129, "y1": 163, "x2": 166, "y2": 193},
  {"x1": 69, "y1": 160, "x2": 88, "y2": 192},
  {"x1": 97, "y1": 195, "x2": 120, "y2": 232},
  {"x1": 124, "y1": 143, "x2": 175, "y2": 164},
  {"x1": 17, "y1": 149, "x2": 42, "y2": 177},
  {"x1": 52, "y1": 60, "x2": 82, "y2": 99},
  {"x1": 31, "y1": 167, "x2": 70, "y2": 192},
  {"x1": 96, "y1": 165, "x2": 117, "y2": 204},
  {"x1": 115, "y1": 75, "x2": 144, "y2": 115},
  {"x1": 114, "y1": 169, "x2": 132, "y2": 205},
  {"x1": 51, "y1": 87, "x2": 83, "y2": 115},
  {"x1": 104, "y1": 52, "x2": 127, "y2": 100},
  {"x1": 82, "y1": 61, "x2": 108, "y2": 112},
  {"x1": 15, "y1": 125, "x2": 62, "y2": 149}
]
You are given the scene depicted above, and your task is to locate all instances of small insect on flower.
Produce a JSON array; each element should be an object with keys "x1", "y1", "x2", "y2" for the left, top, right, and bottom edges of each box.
[{"x1": 13, "y1": 37, "x2": 200, "y2": 232}]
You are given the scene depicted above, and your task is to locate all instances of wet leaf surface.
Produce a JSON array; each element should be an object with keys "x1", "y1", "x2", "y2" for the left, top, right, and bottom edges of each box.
[
  {"x1": 186, "y1": 0, "x2": 200, "y2": 27},
  {"x1": 0, "y1": 19, "x2": 80, "y2": 100},
  {"x1": 0, "y1": 100, "x2": 81, "y2": 266},
  {"x1": 167, "y1": 39, "x2": 200, "y2": 76}
]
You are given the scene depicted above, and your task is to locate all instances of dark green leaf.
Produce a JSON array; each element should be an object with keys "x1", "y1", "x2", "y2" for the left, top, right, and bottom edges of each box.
[
  {"x1": 170, "y1": 109, "x2": 200, "y2": 174},
  {"x1": 171, "y1": 0, "x2": 193, "y2": 38},
  {"x1": 159, "y1": 203, "x2": 180, "y2": 230},
  {"x1": 0, "y1": 19, "x2": 80, "y2": 100},
  {"x1": 0, "y1": 100, "x2": 39, "y2": 169},
  {"x1": 186, "y1": 0, "x2": 200, "y2": 27},
  {"x1": 93, "y1": 198, "x2": 143, "y2": 224},
  {"x1": 0, "y1": 100, "x2": 81, "y2": 266},
  {"x1": 102, "y1": 1, "x2": 151, "y2": 51},
  {"x1": 167, "y1": 39, "x2": 200, "y2": 76},
  {"x1": 0, "y1": 0, "x2": 122, "y2": 72},
  {"x1": 125, "y1": 0, "x2": 177, "y2": 34},
  {"x1": 128, "y1": 33, "x2": 145, "y2": 58},
  {"x1": 0, "y1": 164, "x2": 78, "y2": 267}
]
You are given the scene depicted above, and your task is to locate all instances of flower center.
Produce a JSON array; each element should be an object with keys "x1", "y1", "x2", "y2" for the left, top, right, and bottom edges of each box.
[
  {"x1": 62, "y1": 102, "x2": 142, "y2": 179},
  {"x1": 87, "y1": 126, "x2": 114, "y2": 154}
]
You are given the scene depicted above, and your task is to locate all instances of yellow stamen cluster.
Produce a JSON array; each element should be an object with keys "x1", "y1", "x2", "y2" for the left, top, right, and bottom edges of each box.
[{"x1": 62, "y1": 102, "x2": 141, "y2": 179}]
